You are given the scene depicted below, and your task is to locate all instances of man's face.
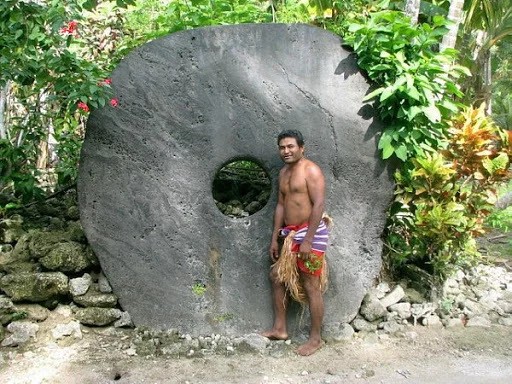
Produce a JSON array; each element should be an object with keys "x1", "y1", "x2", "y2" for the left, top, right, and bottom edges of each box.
[{"x1": 278, "y1": 137, "x2": 304, "y2": 164}]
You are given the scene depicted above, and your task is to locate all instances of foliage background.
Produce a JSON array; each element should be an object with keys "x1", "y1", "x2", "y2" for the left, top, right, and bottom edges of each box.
[{"x1": 1, "y1": 0, "x2": 510, "y2": 284}]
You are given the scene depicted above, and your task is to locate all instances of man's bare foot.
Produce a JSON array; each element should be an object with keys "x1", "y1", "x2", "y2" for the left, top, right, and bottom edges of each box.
[
  {"x1": 260, "y1": 329, "x2": 288, "y2": 340},
  {"x1": 296, "y1": 339, "x2": 324, "y2": 356}
]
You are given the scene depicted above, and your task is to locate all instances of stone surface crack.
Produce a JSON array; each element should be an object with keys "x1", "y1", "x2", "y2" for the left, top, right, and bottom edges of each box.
[{"x1": 278, "y1": 63, "x2": 339, "y2": 157}]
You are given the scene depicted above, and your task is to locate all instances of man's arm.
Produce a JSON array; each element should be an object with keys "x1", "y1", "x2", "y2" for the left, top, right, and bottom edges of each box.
[
  {"x1": 270, "y1": 189, "x2": 285, "y2": 262},
  {"x1": 300, "y1": 163, "x2": 325, "y2": 254}
]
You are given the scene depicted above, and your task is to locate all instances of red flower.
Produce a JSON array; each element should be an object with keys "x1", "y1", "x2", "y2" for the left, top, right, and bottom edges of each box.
[
  {"x1": 110, "y1": 98, "x2": 118, "y2": 107},
  {"x1": 77, "y1": 102, "x2": 89, "y2": 112},
  {"x1": 59, "y1": 20, "x2": 79, "y2": 37},
  {"x1": 104, "y1": 78, "x2": 112, "y2": 85}
]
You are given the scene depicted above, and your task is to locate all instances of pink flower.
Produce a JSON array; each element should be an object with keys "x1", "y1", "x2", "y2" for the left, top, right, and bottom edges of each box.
[
  {"x1": 104, "y1": 78, "x2": 112, "y2": 85},
  {"x1": 77, "y1": 102, "x2": 89, "y2": 112},
  {"x1": 110, "y1": 98, "x2": 118, "y2": 107}
]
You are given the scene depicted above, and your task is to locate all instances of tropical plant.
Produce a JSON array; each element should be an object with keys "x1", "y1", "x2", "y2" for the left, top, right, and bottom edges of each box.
[
  {"x1": 386, "y1": 104, "x2": 510, "y2": 279},
  {"x1": 123, "y1": 0, "x2": 271, "y2": 49},
  {"x1": 343, "y1": 8, "x2": 470, "y2": 162},
  {"x1": 491, "y1": 39, "x2": 512, "y2": 131},
  {"x1": 0, "y1": 0, "x2": 133, "y2": 210},
  {"x1": 459, "y1": 0, "x2": 512, "y2": 110},
  {"x1": 485, "y1": 179, "x2": 512, "y2": 232}
]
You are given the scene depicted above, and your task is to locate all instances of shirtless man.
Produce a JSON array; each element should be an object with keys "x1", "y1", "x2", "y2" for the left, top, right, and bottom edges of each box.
[{"x1": 262, "y1": 129, "x2": 327, "y2": 356}]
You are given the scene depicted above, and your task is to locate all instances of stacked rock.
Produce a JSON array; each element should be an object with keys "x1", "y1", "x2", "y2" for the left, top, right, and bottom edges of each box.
[
  {"x1": 345, "y1": 264, "x2": 512, "y2": 340},
  {"x1": 0, "y1": 191, "x2": 132, "y2": 347}
]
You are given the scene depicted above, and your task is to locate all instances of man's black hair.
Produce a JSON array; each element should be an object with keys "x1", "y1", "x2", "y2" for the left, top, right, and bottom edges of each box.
[{"x1": 277, "y1": 129, "x2": 305, "y2": 147}]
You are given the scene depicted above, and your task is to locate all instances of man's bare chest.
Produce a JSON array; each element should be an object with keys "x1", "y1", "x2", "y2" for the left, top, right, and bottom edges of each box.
[{"x1": 281, "y1": 172, "x2": 307, "y2": 195}]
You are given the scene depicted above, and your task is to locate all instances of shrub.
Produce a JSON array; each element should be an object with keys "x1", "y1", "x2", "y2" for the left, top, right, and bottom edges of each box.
[{"x1": 385, "y1": 104, "x2": 510, "y2": 279}]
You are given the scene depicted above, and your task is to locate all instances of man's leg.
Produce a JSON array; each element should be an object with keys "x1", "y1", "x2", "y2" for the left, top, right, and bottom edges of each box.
[
  {"x1": 296, "y1": 272, "x2": 324, "y2": 356},
  {"x1": 261, "y1": 268, "x2": 288, "y2": 340}
]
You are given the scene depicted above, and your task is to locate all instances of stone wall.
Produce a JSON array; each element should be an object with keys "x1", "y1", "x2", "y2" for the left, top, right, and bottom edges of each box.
[{"x1": 0, "y1": 192, "x2": 132, "y2": 347}]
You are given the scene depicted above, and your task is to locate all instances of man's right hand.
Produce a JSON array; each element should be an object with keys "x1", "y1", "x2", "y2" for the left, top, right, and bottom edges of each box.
[{"x1": 269, "y1": 240, "x2": 279, "y2": 262}]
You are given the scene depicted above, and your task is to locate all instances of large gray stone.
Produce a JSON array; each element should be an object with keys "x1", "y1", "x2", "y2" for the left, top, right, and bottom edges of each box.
[{"x1": 78, "y1": 24, "x2": 394, "y2": 335}]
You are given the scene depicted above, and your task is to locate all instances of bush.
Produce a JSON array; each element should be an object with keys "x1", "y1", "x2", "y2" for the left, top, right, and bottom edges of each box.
[{"x1": 385, "y1": 104, "x2": 510, "y2": 279}]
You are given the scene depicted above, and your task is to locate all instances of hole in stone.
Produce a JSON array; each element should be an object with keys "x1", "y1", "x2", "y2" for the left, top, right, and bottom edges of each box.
[
  {"x1": 212, "y1": 159, "x2": 271, "y2": 218},
  {"x1": 114, "y1": 372, "x2": 122, "y2": 380}
]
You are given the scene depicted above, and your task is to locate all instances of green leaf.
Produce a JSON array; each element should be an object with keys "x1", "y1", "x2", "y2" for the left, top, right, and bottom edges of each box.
[
  {"x1": 408, "y1": 106, "x2": 422, "y2": 119},
  {"x1": 348, "y1": 23, "x2": 364, "y2": 33},
  {"x1": 395, "y1": 145, "x2": 408, "y2": 161},
  {"x1": 83, "y1": 0, "x2": 98, "y2": 11},
  {"x1": 423, "y1": 105, "x2": 441, "y2": 123},
  {"x1": 378, "y1": 131, "x2": 392, "y2": 150},
  {"x1": 405, "y1": 86, "x2": 421, "y2": 101},
  {"x1": 482, "y1": 157, "x2": 494, "y2": 174},
  {"x1": 380, "y1": 86, "x2": 394, "y2": 102},
  {"x1": 362, "y1": 87, "x2": 384, "y2": 101},
  {"x1": 382, "y1": 144, "x2": 395, "y2": 159},
  {"x1": 370, "y1": 63, "x2": 392, "y2": 71},
  {"x1": 491, "y1": 153, "x2": 509, "y2": 171},
  {"x1": 379, "y1": 132, "x2": 395, "y2": 159},
  {"x1": 393, "y1": 75, "x2": 407, "y2": 89}
]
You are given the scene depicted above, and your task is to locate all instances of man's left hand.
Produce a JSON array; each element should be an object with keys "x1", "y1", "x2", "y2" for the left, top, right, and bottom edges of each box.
[{"x1": 299, "y1": 241, "x2": 312, "y2": 259}]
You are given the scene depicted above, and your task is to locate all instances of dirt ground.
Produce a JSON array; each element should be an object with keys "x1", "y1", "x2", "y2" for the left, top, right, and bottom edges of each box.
[{"x1": 2, "y1": 319, "x2": 512, "y2": 384}]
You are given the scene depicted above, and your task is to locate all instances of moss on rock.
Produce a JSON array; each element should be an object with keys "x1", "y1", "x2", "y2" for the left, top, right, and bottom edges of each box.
[
  {"x1": 73, "y1": 285, "x2": 118, "y2": 308},
  {"x1": 74, "y1": 307, "x2": 122, "y2": 326},
  {"x1": 0, "y1": 295, "x2": 16, "y2": 325},
  {"x1": 28, "y1": 230, "x2": 71, "y2": 259},
  {"x1": 1, "y1": 233, "x2": 40, "y2": 273},
  {"x1": 39, "y1": 242, "x2": 92, "y2": 273},
  {"x1": 0, "y1": 272, "x2": 69, "y2": 302},
  {"x1": 10, "y1": 233, "x2": 32, "y2": 262},
  {"x1": 67, "y1": 221, "x2": 87, "y2": 244}
]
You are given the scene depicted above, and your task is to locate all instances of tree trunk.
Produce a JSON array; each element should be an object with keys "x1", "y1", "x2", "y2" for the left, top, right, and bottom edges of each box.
[
  {"x1": 440, "y1": 0, "x2": 465, "y2": 51},
  {"x1": 482, "y1": 51, "x2": 492, "y2": 114},
  {"x1": 0, "y1": 81, "x2": 10, "y2": 140},
  {"x1": 35, "y1": 89, "x2": 52, "y2": 171},
  {"x1": 404, "y1": 0, "x2": 421, "y2": 25},
  {"x1": 470, "y1": 30, "x2": 493, "y2": 112}
]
